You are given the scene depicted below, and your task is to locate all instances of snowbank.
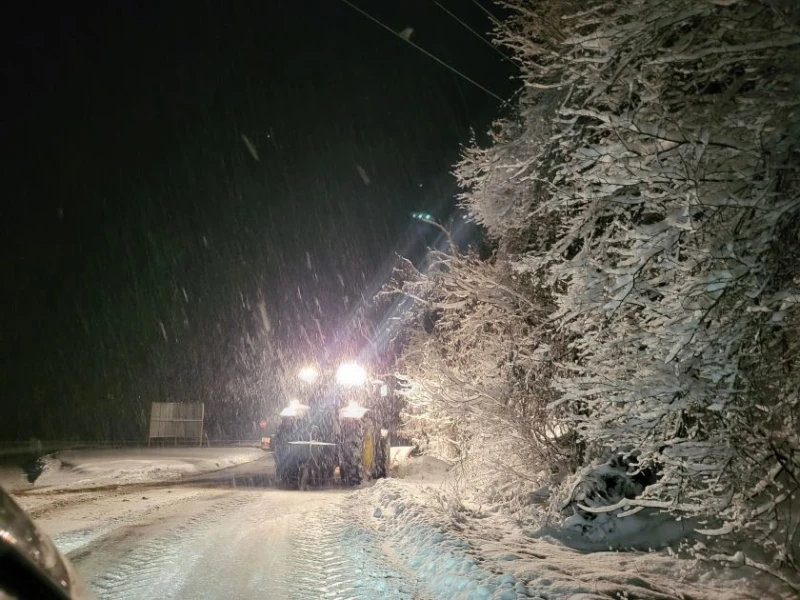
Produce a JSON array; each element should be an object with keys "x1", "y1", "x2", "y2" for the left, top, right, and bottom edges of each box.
[
  {"x1": 28, "y1": 447, "x2": 264, "y2": 490},
  {"x1": 0, "y1": 465, "x2": 29, "y2": 493},
  {"x1": 389, "y1": 445, "x2": 415, "y2": 467},
  {"x1": 350, "y1": 478, "x2": 788, "y2": 600},
  {"x1": 393, "y1": 454, "x2": 452, "y2": 484},
  {"x1": 554, "y1": 460, "x2": 694, "y2": 550}
]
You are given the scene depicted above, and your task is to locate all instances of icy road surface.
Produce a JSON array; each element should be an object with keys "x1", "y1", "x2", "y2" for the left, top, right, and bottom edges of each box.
[{"x1": 13, "y1": 456, "x2": 430, "y2": 600}]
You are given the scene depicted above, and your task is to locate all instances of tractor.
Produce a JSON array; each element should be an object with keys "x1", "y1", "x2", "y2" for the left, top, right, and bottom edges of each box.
[{"x1": 271, "y1": 361, "x2": 393, "y2": 489}]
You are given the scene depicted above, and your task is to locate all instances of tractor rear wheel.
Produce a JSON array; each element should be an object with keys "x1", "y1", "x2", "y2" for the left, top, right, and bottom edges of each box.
[
  {"x1": 273, "y1": 420, "x2": 291, "y2": 487},
  {"x1": 339, "y1": 421, "x2": 364, "y2": 486},
  {"x1": 339, "y1": 418, "x2": 390, "y2": 485},
  {"x1": 372, "y1": 430, "x2": 390, "y2": 479}
]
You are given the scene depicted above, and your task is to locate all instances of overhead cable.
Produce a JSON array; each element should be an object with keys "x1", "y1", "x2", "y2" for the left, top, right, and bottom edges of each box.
[
  {"x1": 432, "y1": 0, "x2": 511, "y2": 62},
  {"x1": 340, "y1": 0, "x2": 506, "y2": 104}
]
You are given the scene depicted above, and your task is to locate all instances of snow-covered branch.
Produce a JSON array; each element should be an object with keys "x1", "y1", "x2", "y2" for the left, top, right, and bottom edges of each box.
[{"x1": 449, "y1": 0, "x2": 800, "y2": 579}]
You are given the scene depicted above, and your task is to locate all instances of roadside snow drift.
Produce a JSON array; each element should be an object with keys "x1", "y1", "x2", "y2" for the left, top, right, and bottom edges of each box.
[
  {"x1": 555, "y1": 459, "x2": 696, "y2": 550},
  {"x1": 27, "y1": 448, "x2": 264, "y2": 491},
  {"x1": 392, "y1": 453, "x2": 451, "y2": 484},
  {"x1": 351, "y1": 478, "x2": 788, "y2": 600}
]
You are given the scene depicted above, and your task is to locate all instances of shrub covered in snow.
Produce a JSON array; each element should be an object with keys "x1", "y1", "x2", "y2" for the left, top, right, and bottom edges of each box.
[
  {"x1": 387, "y1": 0, "x2": 800, "y2": 587},
  {"x1": 383, "y1": 251, "x2": 580, "y2": 501},
  {"x1": 551, "y1": 458, "x2": 698, "y2": 550}
]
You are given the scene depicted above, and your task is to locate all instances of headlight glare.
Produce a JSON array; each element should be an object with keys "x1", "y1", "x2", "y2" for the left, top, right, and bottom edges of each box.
[
  {"x1": 340, "y1": 400, "x2": 368, "y2": 420},
  {"x1": 280, "y1": 399, "x2": 309, "y2": 418},
  {"x1": 297, "y1": 365, "x2": 319, "y2": 383},
  {"x1": 335, "y1": 363, "x2": 367, "y2": 387}
]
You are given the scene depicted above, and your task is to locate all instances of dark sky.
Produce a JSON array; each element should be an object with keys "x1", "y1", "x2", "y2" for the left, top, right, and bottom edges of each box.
[{"x1": 0, "y1": 1, "x2": 517, "y2": 440}]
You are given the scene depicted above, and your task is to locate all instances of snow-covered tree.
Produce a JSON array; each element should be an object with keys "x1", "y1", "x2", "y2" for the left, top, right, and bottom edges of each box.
[
  {"x1": 452, "y1": 0, "x2": 800, "y2": 580},
  {"x1": 384, "y1": 250, "x2": 579, "y2": 503}
]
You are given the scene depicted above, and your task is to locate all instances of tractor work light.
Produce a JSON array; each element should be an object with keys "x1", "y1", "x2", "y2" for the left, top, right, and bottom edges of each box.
[
  {"x1": 280, "y1": 399, "x2": 310, "y2": 418},
  {"x1": 340, "y1": 400, "x2": 369, "y2": 420},
  {"x1": 297, "y1": 365, "x2": 319, "y2": 384},
  {"x1": 335, "y1": 362, "x2": 367, "y2": 387}
]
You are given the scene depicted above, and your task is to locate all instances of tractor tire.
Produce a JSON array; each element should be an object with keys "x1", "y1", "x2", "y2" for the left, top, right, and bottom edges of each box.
[
  {"x1": 339, "y1": 421, "x2": 364, "y2": 486},
  {"x1": 275, "y1": 448, "x2": 298, "y2": 488},
  {"x1": 339, "y1": 418, "x2": 388, "y2": 486},
  {"x1": 372, "y1": 431, "x2": 390, "y2": 479},
  {"x1": 273, "y1": 421, "x2": 289, "y2": 461},
  {"x1": 277, "y1": 465, "x2": 298, "y2": 488},
  {"x1": 323, "y1": 463, "x2": 336, "y2": 484},
  {"x1": 273, "y1": 420, "x2": 298, "y2": 488},
  {"x1": 298, "y1": 464, "x2": 312, "y2": 491}
]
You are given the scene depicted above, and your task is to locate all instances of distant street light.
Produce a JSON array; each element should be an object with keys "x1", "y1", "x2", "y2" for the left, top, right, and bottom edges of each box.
[{"x1": 411, "y1": 211, "x2": 455, "y2": 251}]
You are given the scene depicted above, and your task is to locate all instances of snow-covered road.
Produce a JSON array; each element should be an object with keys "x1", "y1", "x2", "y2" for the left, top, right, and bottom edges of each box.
[
  {"x1": 13, "y1": 457, "x2": 429, "y2": 600},
  {"x1": 71, "y1": 487, "x2": 425, "y2": 599},
  {"x1": 8, "y1": 453, "x2": 788, "y2": 599}
]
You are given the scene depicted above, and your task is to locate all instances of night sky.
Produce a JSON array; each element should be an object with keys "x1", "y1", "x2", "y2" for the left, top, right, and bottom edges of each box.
[{"x1": 0, "y1": 1, "x2": 517, "y2": 440}]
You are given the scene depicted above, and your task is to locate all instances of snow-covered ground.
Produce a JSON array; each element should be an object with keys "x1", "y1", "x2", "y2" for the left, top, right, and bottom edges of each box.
[
  {"x1": 359, "y1": 454, "x2": 791, "y2": 599},
  {"x1": 15, "y1": 476, "x2": 429, "y2": 599},
  {"x1": 391, "y1": 446, "x2": 451, "y2": 483},
  {"x1": 1, "y1": 447, "x2": 265, "y2": 493},
  {"x1": 0, "y1": 465, "x2": 28, "y2": 492},
  {"x1": 4, "y1": 448, "x2": 791, "y2": 599}
]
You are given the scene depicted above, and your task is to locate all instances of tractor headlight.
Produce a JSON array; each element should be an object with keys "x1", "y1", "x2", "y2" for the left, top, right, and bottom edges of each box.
[
  {"x1": 297, "y1": 365, "x2": 319, "y2": 384},
  {"x1": 340, "y1": 400, "x2": 368, "y2": 420},
  {"x1": 280, "y1": 399, "x2": 309, "y2": 418},
  {"x1": 335, "y1": 362, "x2": 367, "y2": 387}
]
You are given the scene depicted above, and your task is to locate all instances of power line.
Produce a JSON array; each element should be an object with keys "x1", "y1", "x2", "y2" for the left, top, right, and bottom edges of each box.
[
  {"x1": 468, "y1": 0, "x2": 502, "y2": 25},
  {"x1": 432, "y1": 0, "x2": 511, "y2": 62},
  {"x1": 468, "y1": 0, "x2": 515, "y2": 44},
  {"x1": 339, "y1": 0, "x2": 506, "y2": 104}
]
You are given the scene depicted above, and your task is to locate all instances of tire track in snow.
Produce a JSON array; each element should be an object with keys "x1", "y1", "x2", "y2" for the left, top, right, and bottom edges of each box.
[
  {"x1": 283, "y1": 502, "x2": 427, "y2": 600},
  {"x1": 69, "y1": 489, "x2": 434, "y2": 600},
  {"x1": 53, "y1": 493, "x2": 200, "y2": 555},
  {"x1": 80, "y1": 494, "x2": 255, "y2": 600}
]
